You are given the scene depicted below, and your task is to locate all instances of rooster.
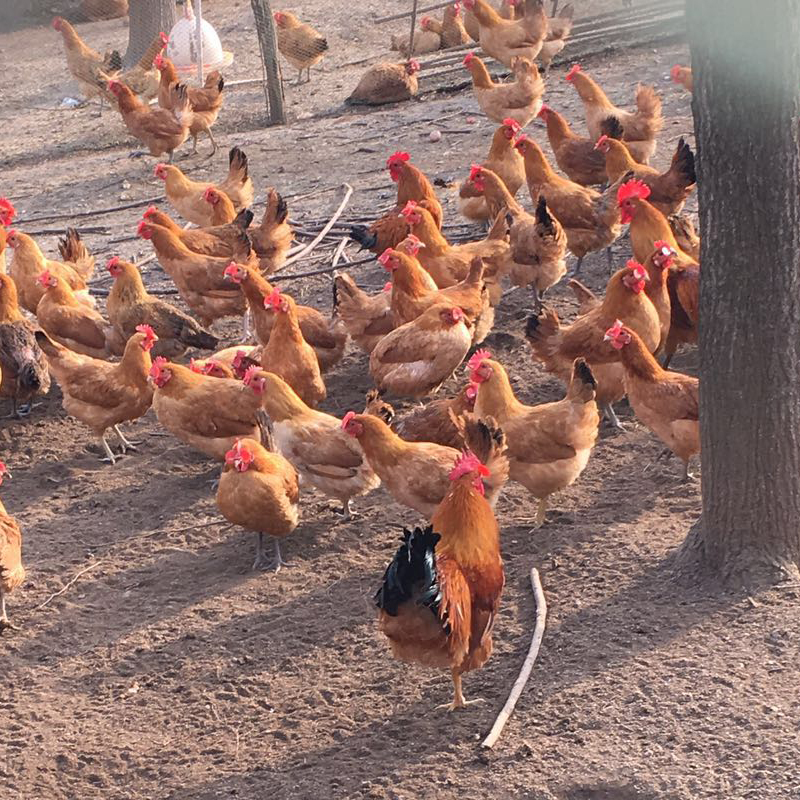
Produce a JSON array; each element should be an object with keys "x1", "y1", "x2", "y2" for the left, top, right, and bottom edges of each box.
[{"x1": 0, "y1": 462, "x2": 25, "y2": 631}]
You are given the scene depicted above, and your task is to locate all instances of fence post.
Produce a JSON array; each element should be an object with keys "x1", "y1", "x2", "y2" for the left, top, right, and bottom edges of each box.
[{"x1": 250, "y1": 0, "x2": 286, "y2": 125}]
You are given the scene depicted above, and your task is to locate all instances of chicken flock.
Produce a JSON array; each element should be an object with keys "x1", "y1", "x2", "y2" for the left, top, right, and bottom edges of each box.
[{"x1": 0, "y1": 2, "x2": 702, "y2": 712}]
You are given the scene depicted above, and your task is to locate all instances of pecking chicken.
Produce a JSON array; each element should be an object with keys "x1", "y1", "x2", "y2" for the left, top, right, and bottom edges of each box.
[
  {"x1": 605, "y1": 322, "x2": 699, "y2": 478},
  {"x1": 106, "y1": 257, "x2": 219, "y2": 359},
  {"x1": 0, "y1": 274, "x2": 51, "y2": 417},
  {"x1": 108, "y1": 79, "x2": 192, "y2": 161},
  {"x1": 36, "y1": 326, "x2": 156, "y2": 464},
  {"x1": 259, "y1": 288, "x2": 327, "y2": 408},
  {"x1": 154, "y1": 148, "x2": 253, "y2": 225},
  {"x1": 223, "y1": 263, "x2": 346, "y2": 372},
  {"x1": 539, "y1": 2, "x2": 574, "y2": 73},
  {"x1": 274, "y1": 10, "x2": 328, "y2": 84},
  {"x1": 155, "y1": 55, "x2": 225, "y2": 154},
  {"x1": 458, "y1": 118, "x2": 525, "y2": 222},
  {"x1": 525, "y1": 261, "x2": 661, "y2": 427},
  {"x1": 370, "y1": 304, "x2": 472, "y2": 399},
  {"x1": 375, "y1": 450, "x2": 504, "y2": 710},
  {"x1": 332, "y1": 274, "x2": 394, "y2": 354},
  {"x1": 391, "y1": 17, "x2": 442, "y2": 56},
  {"x1": 671, "y1": 65, "x2": 693, "y2": 93},
  {"x1": 6, "y1": 229, "x2": 93, "y2": 314},
  {"x1": 346, "y1": 60, "x2": 421, "y2": 106},
  {"x1": 244, "y1": 370, "x2": 380, "y2": 519},
  {"x1": 515, "y1": 134, "x2": 623, "y2": 274},
  {"x1": 462, "y1": 0, "x2": 548, "y2": 68},
  {"x1": 149, "y1": 357, "x2": 262, "y2": 461},
  {"x1": 350, "y1": 151, "x2": 443, "y2": 254},
  {"x1": 0, "y1": 463, "x2": 25, "y2": 632},
  {"x1": 342, "y1": 411, "x2": 507, "y2": 519},
  {"x1": 462, "y1": 53, "x2": 544, "y2": 126},
  {"x1": 469, "y1": 351, "x2": 599, "y2": 526},
  {"x1": 566, "y1": 64, "x2": 663, "y2": 163},
  {"x1": 250, "y1": 189, "x2": 293, "y2": 275},
  {"x1": 137, "y1": 219, "x2": 247, "y2": 327},
  {"x1": 217, "y1": 422, "x2": 300, "y2": 571},
  {"x1": 538, "y1": 104, "x2": 609, "y2": 186},
  {"x1": 441, "y1": 3, "x2": 472, "y2": 47},
  {"x1": 596, "y1": 133, "x2": 696, "y2": 216},
  {"x1": 35, "y1": 270, "x2": 113, "y2": 359}
]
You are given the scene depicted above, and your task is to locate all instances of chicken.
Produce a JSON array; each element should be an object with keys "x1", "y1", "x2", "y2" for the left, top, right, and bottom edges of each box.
[
  {"x1": 605, "y1": 322, "x2": 699, "y2": 478},
  {"x1": 274, "y1": 10, "x2": 328, "y2": 84},
  {"x1": 375, "y1": 453, "x2": 504, "y2": 710},
  {"x1": 155, "y1": 55, "x2": 225, "y2": 154},
  {"x1": 469, "y1": 351, "x2": 598, "y2": 526},
  {"x1": 216, "y1": 421, "x2": 300, "y2": 571},
  {"x1": 0, "y1": 463, "x2": 25, "y2": 631},
  {"x1": 664, "y1": 258, "x2": 699, "y2": 369},
  {"x1": 539, "y1": 2, "x2": 574, "y2": 73},
  {"x1": 137, "y1": 220, "x2": 247, "y2": 326},
  {"x1": 106, "y1": 257, "x2": 219, "y2": 359},
  {"x1": 35, "y1": 270, "x2": 113, "y2": 359},
  {"x1": 105, "y1": 33, "x2": 166, "y2": 103},
  {"x1": 391, "y1": 17, "x2": 442, "y2": 56},
  {"x1": 515, "y1": 134, "x2": 623, "y2": 274},
  {"x1": 463, "y1": 2, "x2": 481, "y2": 40},
  {"x1": 342, "y1": 411, "x2": 507, "y2": 519},
  {"x1": 244, "y1": 370, "x2": 379, "y2": 519},
  {"x1": 350, "y1": 151, "x2": 443, "y2": 254},
  {"x1": 346, "y1": 60, "x2": 421, "y2": 106},
  {"x1": 108, "y1": 79, "x2": 192, "y2": 161},
  {"x1": 141, "y1": 207, "x2": 253, "y2": 262},
  {"x1": 400, "y1": 202, "x2": 508, "y2": 300},
  {"x1": 149, "y1": 357, "x2": 262, "y2": 461},
  {"x1": 538, "y1": 104, "x2": 609, "y2": 186},
  {"x1": 190, "y1": 358, "x2": 237, "y2": 380},
  {"x1": 0, "y1": 198, "x2": 15, "y2": 226},
  {"x1": 332, "y1": 274, "x2": 394, "y2": 354},
  {"x1": 441, "y1": 3, "x2": 472, "y2": 47},
  {"x1": 36, "y1": 326, "x2": 156, "y2": 463},
  {"x1": 223, "y1": 263, "x2": 346, "y2": 372},
  {"x1": 370, "y1": 303, "x2": 472, "y2": 399},
  {"x1": 6, "y1": 230, "x2": 93, "y2": 314},
  {"x1": 668, "y1": 213, "x2": 701, "y2": 262},
  {"x1": 458, "y1": 118, "x2": 525, "y2": 222},
  {"x1": 57, "y1": 227, "x2": 96, "y2": 282},
  {"x1": 249, "y1": 189, "x2": 294, "y2": 276},
  {"x1": 211, "y1": 345, "x2": 263, "y2": 379},
  {"x1": 617, "y1": 179, "x2": 697, "y2": 266},
  {"x1": 525, "y1": 261, "x2": 661, "y2": 426},
  {"x1": 671, "y1": 65, "x2": 693, "y2": 93},
  {"x1": 566, "y1": 65, "x2": 663, "y2": 163},
  {"x1": 0, "y1": 274, "x2": 51, "y2": 417},
  {"x1": 52, "y1": 17, "x2": 119, "y2": 107},
  {"x1": 463, "y1": 0, "x2": 547, "y2": 68},
  {"x1": 259, "y1": 288, "x2": 326, "y2": 408},
  {"x1": 596, "y1": 133, "x2": 696, "y2": 216},
  {"x1": 462, "y1": 53, "x2": 544, "y2": 126},
  {"x1": 154, "y1": 148, "x2": 253, "y2": 225},
  {"x1": 381, "y1": 249, "x2": 494, "y2": 344},
  {"x1": 0, "y1": 228, "x2": 6, "y2": 276}
]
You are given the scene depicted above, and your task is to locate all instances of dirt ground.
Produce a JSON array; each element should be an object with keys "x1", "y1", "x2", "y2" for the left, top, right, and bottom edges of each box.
[{"x1": 1, "y1": 2, "x2": 799, "y2": 799}]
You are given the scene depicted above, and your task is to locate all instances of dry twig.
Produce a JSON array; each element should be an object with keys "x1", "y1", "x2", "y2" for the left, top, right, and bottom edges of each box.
[{"x1": 36, "y1": 560, "x2": 103, "y2": 610}]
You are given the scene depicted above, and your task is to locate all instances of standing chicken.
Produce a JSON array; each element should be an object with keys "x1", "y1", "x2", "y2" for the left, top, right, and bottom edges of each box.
[
  {"x1": 36, "y1": 326, "x2": 156, "y2": 463},
  {"x1": 346, "y1": 60, "x2": 421, "y2": 106},
  {"x1": 332, "y1": 274, "x2": 394, "y2": 355},
  {"x1": 274, "y1": 10, "x2": 329, "y2": 84},
  {"x1": 250, "y1": 189, "x2": 294, "y2": 275},
  {"x1": 463, "y1": 0, "x2": 548, "y2": 68},
  {"x1": 375, "y1": 449, "x2": 504, "y2": 710},
  {"x1": 0, "y1": 274, "x2": 51, "y2": 417},
  {"x1": 441, "y1": 3, "x2": 471, "y2": 47},
  {"x1": 0, "y1": 462, "x2": 25, "y2": 632},
  {"x1": 216, "y1": 419, "x2": 300, "y2": 571}
]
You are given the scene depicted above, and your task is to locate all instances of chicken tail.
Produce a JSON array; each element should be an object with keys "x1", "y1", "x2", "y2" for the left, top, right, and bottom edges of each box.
[
  {"x1": 534, "y1": 196, "x2": 555, "y2": 232},
  {"x1": 567, "y1": 278, "x2": 599, "y2": 315},
  {"x1": 171, "y1": 84, "x2": 193, "y2": 127},
  {"x1": 633, "y1": 84, "x2": 664, "y2": 140},
  {"x1": 364, "y1": 388, "x2": 395, "y2": 426},
  {"x1": 349, "y1": 225, "x2": 378, "y2": 251},
  {"x1": 566, "y1": 358, "x2": 597, "y2": 403},
  {"x1": 466, "y1": 256, "x2": 485, "y2": 285},
  {"x1": 254, "y1": 409, "x2": 278, "y2": 453},
  {"x1": 668, "y1": 137, "x2": 697, "y2": 188},
  {"x1": 58, "y1": 228, "x2": 95, "y2": 280},
  {"x1": 522, "y1": 0, "x2": 548, "y2": 42},
  {"x1": 179, "y1": 325, "x2": 219, "y2": 351},
  {"x1": 460, "y1": 414, "x2": 509, "y2": 504},
  {"x1": 106, "y1": 49, "x2": 123, "y2": 73},
  {"x1": 233, "y1": 208, "x2": 255, "y2": 230},
  {"x1": 486, "y1": 211, "x2": 508, "y2": 241},
  {"x1": 599, "y1": 115, "x2": 624, "y2": 141},
  {"x1": 227, "y1": 147, "x2": 249, "y2": 188},
  {"x1": 524, "y1": 305, "x2": 561, "y2": 364}
]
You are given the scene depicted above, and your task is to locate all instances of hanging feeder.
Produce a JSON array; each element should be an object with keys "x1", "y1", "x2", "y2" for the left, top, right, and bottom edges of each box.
[{"x1": 165, "y1": 0, "x2": 234, "y2": 75}]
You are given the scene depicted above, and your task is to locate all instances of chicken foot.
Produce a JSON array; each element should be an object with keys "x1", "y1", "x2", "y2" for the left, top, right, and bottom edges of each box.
[
  {"x1": 436, "y1": 671, "x2": 484, "y2": 712},
  {"x1": 0, "y1": 591, "x2": 19, "y2": 633},
  {"x1": 99, "y1": 435, "x2": 119, "y2": 465},
  {"x1": 601, "y1": 403, "x2": 625, "y2": 430},
  {"x1": 113, "y1": 425, "x2": 141, "y2": 453},
  {"x1": 253, "y1": 533, "x2": 293, "y2": 572}
]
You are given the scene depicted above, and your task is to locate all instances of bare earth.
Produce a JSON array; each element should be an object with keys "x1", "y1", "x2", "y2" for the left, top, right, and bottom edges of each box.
[{"x1": 1, "y1": 2, "x2": 798, "y2": 799}]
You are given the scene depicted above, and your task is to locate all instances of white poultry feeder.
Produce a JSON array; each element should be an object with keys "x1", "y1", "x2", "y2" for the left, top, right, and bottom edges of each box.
[{"x1": 166, "y1": 0, "x2": 234, "y2": 77}]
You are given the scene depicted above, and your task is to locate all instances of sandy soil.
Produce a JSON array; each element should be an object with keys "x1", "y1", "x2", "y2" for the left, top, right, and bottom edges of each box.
[{"x1": 1, "y1": 2, "x2": 799, "y2": 799}]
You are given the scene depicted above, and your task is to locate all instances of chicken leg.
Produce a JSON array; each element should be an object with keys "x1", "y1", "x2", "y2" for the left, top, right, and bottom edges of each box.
[
  {"x1": 253, "y1": 533, "x2": 293, "y2": 572},
  {"x1": 99, "y1": 435, "x2": 118, "y2": 464},
  {"x1": 113, "y1": 425, "x2": 141, "y2": 453},
  {"x1": 436, "y1": 670, "x2": 484, "y2": 712},
  {"x1": 0, "y1": 590, "x2": 19, "y2": 632}
]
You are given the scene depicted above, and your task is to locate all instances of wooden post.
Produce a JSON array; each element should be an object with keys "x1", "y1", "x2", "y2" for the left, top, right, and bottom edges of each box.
[
  {"x1": 251, "y1": 0, "x2": 286, "y2": 125},
  {"x1": 408, "y1": 0, "x2": 419, "y2": 58},
  {"x1": 195, "y1": 0, "x2": 205, "y2": 85}
]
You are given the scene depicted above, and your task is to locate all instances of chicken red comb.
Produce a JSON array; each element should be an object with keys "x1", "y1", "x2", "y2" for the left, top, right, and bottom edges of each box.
[
  {"x1": 605, "y1": 319, "x2": 625, "y2": 339},
  {"x1": 201, "y1": 360, "x2": 224, "y2": 376},
  {"x1": 400, "y1": 200, "x2": 419, "y2": 217},
  {"x1": 341, "y1": 411, "x2": 357, "y2": 430},
  {"x1": 153, "y1": 163, "x2": 167, "y2": 177},
  {"x1": 232, "y1": 349, "x2": 248, "y2": 368},
  {"x1": 626, "y1": 259, "x2": 649, "y2": 281},
  {"x1": 159, "y1": 31, "x2": 169, "y2": 46},
  {"x1": 398, "y1": 234, "x2": 424, "y2": 255},
  {"x1": 0, "y1": 197, "x2": 16, "y2": 225},
  {"x1": 106, "y1": 256, "x2": 120, "y2": 271},
  {"x1": 136, "y1": 220, "x2": 148, "y2": 236},
  {"x1": 203, "y1": 187, "x2": 217, "y2": 202},
  {"x1": 670, "y1": 65, "x2": 684, "y2": 82},
  {"x1": 453, "y1": 1, "x2": 462, "y2": 14},
  {"x1": 135, "y1": 324, "x2": 157, "y2": 340},
  {"x1": 537, "y1": 104, "x2": 552, "y2": 118},
  {"x1": 421, "y1": 15, "x2": 431, "y2": 26},
  {"x1": 463, "y1": 52, "x2": 475, "y2": 67},
  {"x1": 223, "y1": 263, "x2": 240, "y2": 278},
  {"x1": 450, "y1": 450, "x2": 490, "y2": 482},
  {"x1": 107, "y1": 79, "x2": 121, "y2": 91},
  {"x1": 408, "y1": 59, "x2": 421, "y2": 73},
  {"x1": 566, "y1": 64, "x2": 581, "y2": 81},
  {"x1": 264, "y1": 287, "x2": 283, "y2": 309},
  {"x1": 0, "y1": 461, "x2": 7, "y2": 477},
  {"x1": 242, "y1": 364, "x2": 261, "y2": 386},
  {"x1": 594, "y1": 134, "x2": 609, "y2": 150},
  {"x1": 149, "y1": 356, "x2": 168, "y2": 379},
  {"x1": 142, "y1": 206, "x2": 158, "y2": 219},
  {"x1": 37, "y1": 270, "x2": 52, "y2": 287},
  {"x1": 467, "y1": 349, "x2": 492, "y2": 372},
  {"x1": 465, "y1": 384, "x2": 478, "y2": 400},
  {"x1": 513, "y1": 134, "x2": 529, "y2": 151},
  {"x1": 189, "y1": 358, "x2": 203, "y2": 373},
  {"x1": 383, "y1": 281, "x2": 393, "y2": 292},
  {"x1": 469, "y1": 164, "x2": 484, "y2": 182},
  {"x1": 387, "y1": 151, "x2": 410, "y2": 169},
  {"x1": 617, "y1": 179, "x2": 651, "y2": 204},
  {"x1": 378, "y1": 248, "x2": 395, "y2": 268},
  {"x1": 502, "y1": 118, "x2": 522, "y2": 134},
  {"x1": 154, "y1": 53, "x2": 165, "y2": 69},
  {"x1": 653, "y1": 239, "x2": 674, "y2": 254}
]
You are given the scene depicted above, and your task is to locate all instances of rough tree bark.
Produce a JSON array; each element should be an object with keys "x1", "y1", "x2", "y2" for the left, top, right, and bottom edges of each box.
[
  {"x1": 124, "y1": 0, "x2": 176, "y2": 68},
  {"x1": 676, "y1": 0, "x2": 800, "y2": 586}
]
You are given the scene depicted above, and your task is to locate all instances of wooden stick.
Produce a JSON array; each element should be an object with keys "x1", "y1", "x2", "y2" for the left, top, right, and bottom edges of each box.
[
  {"x1": 481, "y1": 567, "x2": 547, "y2": 750},
  {"x1": 271, "y1": 253, "x2": 374, "y2": 282},
  {"x1": 36, "y1": 560, "x2": 103, "y2": 610},
  {"x1": 16, "y1": 195, "x2": 165, "y2": 226},
  {"x1": 408, "y1": 0, "x2": 420, "y2": 59}
]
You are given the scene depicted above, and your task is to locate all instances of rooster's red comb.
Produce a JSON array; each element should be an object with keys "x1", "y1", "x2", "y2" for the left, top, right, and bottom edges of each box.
[
  {"x1": 502, "y1": 118, "x2": 521, "y2": 134},
  {"x1": 566, "y1": 64, "x2": 581, "y2": 81},
  {"x1": 617, "y1": 179, "x2": 651, "y2": 204},
  {"x1": 450, "y1": 450, "x2": 490, "y2": 482},
  {"x1": 341, "y1": 411, "x2": 357, "y2": 430},
  {"x1": 467, "y1": 349, "x2": 492, "y2": 372},
  {"x1": 0, "y1": 197, "x2": 16, "y2": 225},
  {"x1": 387, "y1": 151, "x2": 410, "y2": 169},
  {"x1": 469, "y1": 164, "x2": 483, "y2": 182}
]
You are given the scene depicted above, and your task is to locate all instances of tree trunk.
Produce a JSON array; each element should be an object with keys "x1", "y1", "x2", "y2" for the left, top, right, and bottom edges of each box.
[
  {"x1": 676, "y1": 0, "x2": 800, "y2": 587},
  {"x1": 125, "y1": 0, "x2": 177, "y2": 68}
]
